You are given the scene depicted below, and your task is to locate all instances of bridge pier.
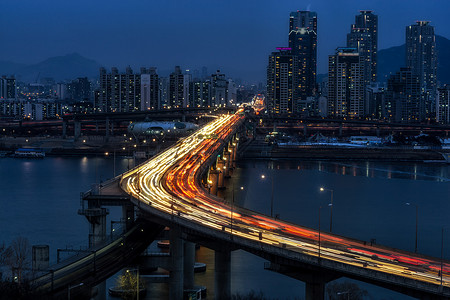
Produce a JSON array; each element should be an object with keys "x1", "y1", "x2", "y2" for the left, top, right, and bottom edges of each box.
[
  {"x1": 228, "y1": 143, "x2": 236, "y2": 169},
  {"x1": 74, "y1": 120, "x2": 81, "y2": 141},
  {"x1": 105, "y1": 118, "x2": 110, "y2": 138},
  {"x1": 305, "y1": 280, "x2": 325, "y2": 300},
  {"x1": 214, "y1": 248, "x2": 231, "y2": 300},
  {"x1": 62, "y1": 120, "x2": 67, "y2": 139},
  {"x1": 78, "y1": 208, "x2": 109, "y2": 247},
  {"x1": 208, "y1": 169, "x2": 219, "y2": 196},
  {"x1": 217, "y1": 159, "x2": 225, "y2": 189},
  {"x1": 183, "y1": 241, "x2": 195, "y2": 290},
  {"x1": 169, "y1": 226, "x2": 184, "y2": 300},
  {"x1": 78, "y1": 208, "x2": 108, "y2": 300},
  {"x1": 122, "y1": 204, "x2": 134, "y2": 231},
  {"x1": 223, "y1": 150, "x2": 231, "y2": 177}
]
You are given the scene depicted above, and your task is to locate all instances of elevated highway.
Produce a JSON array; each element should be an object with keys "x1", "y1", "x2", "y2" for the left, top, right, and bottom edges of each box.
[
  {"x1": 118, "y1": 111, "x2": 450, "y2": 300},
  {"x1": 31, "y1": 220, "x2": 163, "y2": 299}
]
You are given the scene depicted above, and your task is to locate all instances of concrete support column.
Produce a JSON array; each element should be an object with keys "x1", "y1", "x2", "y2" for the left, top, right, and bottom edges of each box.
[
  {"x1": 95, "y1": 122, "x2": 99, "y2": 133},
  {"x1": 228, "y1": 145, "x2": 236, "y2": 169},
  {"x1": 110, "y1": 122, "x2": 114, "y2": 135},
  {"x1": 208, "y1": 170, "x2": 219, "y2": 196},
  {"x1": 74, "y1": 121, "x2": 81, "y2": 140},
  {"x1": 339, "y1": 123, "x2": 343, "y2": 137},
  {"x1": 217, "y1": 159, "x2": 225, "y2": 189},
  {"x1": 305, "y1": 281, "x2": 325, "y2": 300},
  {"x1": 214, "y1": 248, "x2": 231, "y2": 300},
  {"x1": 122, "y1": 205, "x2": 134, "y2": 231},
  {"x1": 80, "y1": 208, "x2": 108, "y2": 300},
  {"x1": 232, "y1": 140, "x2": 238, "y2": 161},
  {"x1": 90, "y1": 211, "x2": 107, "y2": 247},
  {"x1": 223, "y1": 151, "x2": 231, "y2": 177},
  {"x1": 62, "y1": 120, "x2": 67, "y2": 139},
  {"x1": 303, "y1": 124, "x2": 308, "y2": 136},
  {"x1": 105, "y1": 118, "x2": 110, "y2": 137},
  {"x1": 183, "y1": 241, "x2": 195, "y2": 290},
  {"x1": 169, "y1": 227, "x2": 184, "y2": 300}
]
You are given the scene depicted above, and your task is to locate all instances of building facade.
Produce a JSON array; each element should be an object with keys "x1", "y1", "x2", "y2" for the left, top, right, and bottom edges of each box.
[
  {"x1": 96, "y1": 67, "x2": 141, "y2": 113},
  {"x1": 0, "y1": 76, "x2": 16, "y2": 99},
  {"x1": 289, "y1": 11, "x2": 317, "y2": 104},
  {"x1": 140, "y1": 67, "x2": 159, "y2": 110},
  {"x1": 169, "y1": 66, "x2": 190, "y2": 108},
  {"x1": 347, "y1": 10, "x2": 378, "y2": 83},
  {"x1": 437, "y1": 85, "x2": 450, "y2": 124},
  {"x1": 327, "y1": 48, "x2": 365, "y2": 118},
  {"x1": 266, "y1": 48, "x2": 297, "y2": 114},
  {"x1": 384, "y1": 68, "x2": 423, "y2": 122},
  {"x1": 406, "y1": 21, "x2": 437, "y2": 118},
  {"x1": 67, "y1": 77, "x2": 91, "y2": 102}
]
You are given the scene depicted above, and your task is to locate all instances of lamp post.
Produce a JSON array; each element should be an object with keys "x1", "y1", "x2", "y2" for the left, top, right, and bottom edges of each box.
[
  {"x1": 230, "y1": 183, "x2": 244, "y2": 236},
  {"x1": 68, "y1": 282, "x2": 84, "y2": 300},
  {"x1": 318, "y1": 206, "x2": 322, "y2": 262},
  {"x1": 261, "y1": 173, "x2": 274, "y2": 218},
  {"x1": 126, "y1": 267, "x2": 140, "y2": 300},
  {"x1": 337, "y1": 291, "x2": 350, "y2": 300},
  {"x1": 320, "y1": 187, "x2": 334, "y2": 232},
  {"x1": 441, "y1": 227, "x2": 444, "y2": 287},
  {"x1": 405, "y1": 202, "x2": 418, "y2": 253}
]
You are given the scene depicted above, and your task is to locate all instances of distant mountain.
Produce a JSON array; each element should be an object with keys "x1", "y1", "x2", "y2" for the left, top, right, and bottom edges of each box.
[
  {"x1": 319, "y1": 35, "x2": 450, "y2": 85},
  {"x1": 376, "y1": 35, "x2": 450, "y2": 84},
  {"x1": 0, "y1": 53, "x2": 101, "y2": 82}
]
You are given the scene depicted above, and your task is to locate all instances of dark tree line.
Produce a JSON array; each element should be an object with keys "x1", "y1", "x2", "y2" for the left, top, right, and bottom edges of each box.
[{"x1": 0, "y1": 237, "x2": 39, "y2": 299}]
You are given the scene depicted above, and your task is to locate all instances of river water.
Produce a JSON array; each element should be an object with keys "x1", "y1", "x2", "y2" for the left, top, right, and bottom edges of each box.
[{"x1": 0, "y1": 156, "x2": 449, "y2": 299}]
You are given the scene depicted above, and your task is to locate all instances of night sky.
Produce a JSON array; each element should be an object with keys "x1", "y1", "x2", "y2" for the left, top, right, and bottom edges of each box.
[{"x1": 1, "y1": 0, "x2": 449, "y2": 82}]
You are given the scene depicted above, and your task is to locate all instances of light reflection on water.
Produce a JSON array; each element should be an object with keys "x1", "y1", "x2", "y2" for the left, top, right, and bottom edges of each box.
[{"x1": 1, "y1": 157, "x2": 449, "y2": 299}]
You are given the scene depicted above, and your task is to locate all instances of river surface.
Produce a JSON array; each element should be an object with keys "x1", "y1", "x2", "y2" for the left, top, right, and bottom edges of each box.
[{"x1": 0, "y1": 156, "x2": 449, "y2": 299}]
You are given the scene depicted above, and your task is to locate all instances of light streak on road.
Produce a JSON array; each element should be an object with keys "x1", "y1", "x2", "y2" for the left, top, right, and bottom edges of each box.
[{"x1": 120, "y1": 111, "x2": 450, "y2": 288}]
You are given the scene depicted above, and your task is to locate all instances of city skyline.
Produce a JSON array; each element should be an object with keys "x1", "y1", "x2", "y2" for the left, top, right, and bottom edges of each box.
[{"x1": 1, "y1": 0, "x2": 450, "y2": 82}]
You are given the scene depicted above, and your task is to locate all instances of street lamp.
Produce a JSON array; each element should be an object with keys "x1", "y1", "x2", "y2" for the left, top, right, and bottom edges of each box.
[
  {"x1": 318, "y1": 206, "x2": 322, "y2": 262},
  {"x1": 126, "y1": 267, "x2": 141, "y2": 300},
  {"x1": 261, "y1": 173, "x2": 274, "y2": 218},
  {"x1": 230, "y1": 183, "x2": 244, "y2": 236},
  {"x1": 337, "y1": 291, "x2": 350, "y2": 300},
  {"x1": 405, "y1": 202, "x2": 418, "y2": 253},
  {"x1": 68, "y1": 282, "x2": 84, "y2": 300},
  {"x1": 320, "y1": 187, "x2": 334, "y2": 232},
  {"x1": 441, "y1": 227, "x2": 444, "y2": 287}
]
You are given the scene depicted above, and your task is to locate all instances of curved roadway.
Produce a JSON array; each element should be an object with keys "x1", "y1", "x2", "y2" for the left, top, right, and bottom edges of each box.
[{"x1": 120, "y1": 112, "x2": 450, "y2": 291}]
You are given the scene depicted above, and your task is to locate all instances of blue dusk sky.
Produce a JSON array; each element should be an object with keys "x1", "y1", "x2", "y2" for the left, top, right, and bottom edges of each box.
[{"x1": 1, "y1": 0, "x2": 449, "y2": 82}]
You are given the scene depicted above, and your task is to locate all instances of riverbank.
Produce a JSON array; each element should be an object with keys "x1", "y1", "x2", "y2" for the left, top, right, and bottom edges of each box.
[
  {"x1": 241, "y1": 141, "x2": 450, "y2": 162},
  {"x1": 0, "y1": 135, "x2": 174, "y2": 157}
]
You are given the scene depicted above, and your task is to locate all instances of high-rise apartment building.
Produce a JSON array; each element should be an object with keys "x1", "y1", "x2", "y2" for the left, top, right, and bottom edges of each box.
[
  {"x1": 406, "y1": 21, "x2": 437, "y2": 118},
  {"x1": 366, "y1": 83, "x2": 385, "y2": 120},
  {"x1": 190, "y1": 80, "x2": 210, "y2": 108},
  {"x1": 169, "y1": 66, "x2": 190, "y2": 108},
  {"x1": 289, "y1": 11, "x2": 317, "y2": 105},
  {"x1": 327, "y1": 48, "x2": 365, "y2": 118},
  {"x1": 437, "y1": 85, "x2": 450, "y2": 124},
  {"x1": 140, "y1": 67, "x2": 159, "y2": 110},
  {"x1": 67, "y1": 77, "x2": 91, "y2": 101},
  {"x1": 347, "y1": 10, "x2": 378, "y2": 83},
  {"x1": 0, "y1": 76, "x2": 16, "y2": 99},
  {"x1": 384, "y1": 67, "x2": 423, "y2": 122},
  {"x1": 97, "y1": 67, "x2": 141, "y2": 113},
  {"x1": 266, "y1": 48, "x2": 297, "y2": 114},
  {"x1": 210, "y1": 70, "x2": 228, "y2": 107}
]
